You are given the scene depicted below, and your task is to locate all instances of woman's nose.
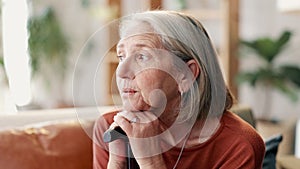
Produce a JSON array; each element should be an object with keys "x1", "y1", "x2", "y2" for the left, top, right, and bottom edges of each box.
[{"x1": 116, "y1": 58, "x2": 135, "y2": 79}]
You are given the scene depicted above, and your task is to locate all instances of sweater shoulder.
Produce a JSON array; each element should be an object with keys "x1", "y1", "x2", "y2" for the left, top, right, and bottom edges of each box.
[{"x1": 222, "y1": 111, "x2": 266, "y2": 165}]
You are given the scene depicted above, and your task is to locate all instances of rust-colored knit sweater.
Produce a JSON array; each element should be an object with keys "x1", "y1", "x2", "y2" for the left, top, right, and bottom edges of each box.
[{"x1": 93, "y1": 111, "x2": 265, "y2": 169}]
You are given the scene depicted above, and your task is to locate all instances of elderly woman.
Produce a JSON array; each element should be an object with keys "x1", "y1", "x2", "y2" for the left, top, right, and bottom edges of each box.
[{"x1": 93, "y1": 11, "x2": 265, "y2": 169}]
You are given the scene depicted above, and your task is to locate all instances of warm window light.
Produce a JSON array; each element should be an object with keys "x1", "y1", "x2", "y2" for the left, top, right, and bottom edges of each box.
[
  {"x1": 2, "y1": 0, "x2": 32, "y2": 107},
  {"x1": 277, "y1": 0, "x2": 300, "y2": 13},
  {"x1": 296, "y1": 120, "x2": 300, "y2": 158}
]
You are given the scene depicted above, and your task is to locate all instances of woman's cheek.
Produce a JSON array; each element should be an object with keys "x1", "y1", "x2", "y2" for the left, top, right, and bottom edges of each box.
[
  {"x1": 137, "y1": 85, "x2": 167, "y2": 115},
  {"x1": 140, "y1": 87, "x2": 152, "y2": 103},
  {"x1": 137, "y1": 78, "x2": 152, "y2": 105}
]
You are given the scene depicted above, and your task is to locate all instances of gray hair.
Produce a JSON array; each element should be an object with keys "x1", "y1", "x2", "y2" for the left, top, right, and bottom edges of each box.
[{"x1": 119, "y1": 11, "x2": 231, "y2": 123}]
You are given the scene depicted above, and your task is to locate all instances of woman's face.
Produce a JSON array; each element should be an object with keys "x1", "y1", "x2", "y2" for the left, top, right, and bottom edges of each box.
[{"x1": 116, "y1": 34, "x2": 181, "y2": 112}]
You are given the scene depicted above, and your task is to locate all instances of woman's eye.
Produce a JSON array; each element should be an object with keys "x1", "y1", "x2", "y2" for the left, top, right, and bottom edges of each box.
[
  {"x1": 136, "y1": 54, "x2": 150, "y2": 62},
  {"x1": 117, "y1": 55, "x2": 125, "y2": 61}
]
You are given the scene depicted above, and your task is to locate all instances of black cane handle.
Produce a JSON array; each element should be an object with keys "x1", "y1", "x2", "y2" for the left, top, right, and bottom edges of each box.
[
  {"x1": 103, "y1": 126, "x2": 140, "y2": 169},
  {"x1": 103, "y1": 126, "x2": 128, "y2": 143}
]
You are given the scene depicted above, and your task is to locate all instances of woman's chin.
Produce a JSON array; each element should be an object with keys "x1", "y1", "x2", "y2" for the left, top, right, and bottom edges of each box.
[{"x1": 122, "y1": 100, "x2": 150, "y2": 112}]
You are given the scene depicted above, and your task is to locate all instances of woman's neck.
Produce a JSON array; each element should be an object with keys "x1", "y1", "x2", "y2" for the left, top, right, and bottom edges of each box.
[
  {"x1": 184, "y1": 116, "x2": 221, "y2": 147},
  {"x1": 168, "y1": 115, "x2": 222, "y2": 149}
]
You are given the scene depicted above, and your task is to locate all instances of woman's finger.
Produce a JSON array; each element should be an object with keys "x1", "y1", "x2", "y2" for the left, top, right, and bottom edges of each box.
[
  {"x1": 118, "y1": 111, "x2": 140, "y2": 123},
  {"x1": 132, "y1": 111, "x2": 158, "y2": 123},
  {"x1": 118, "y1": 110, "x2": 158, "y2": 124},
  {"x1": 113, "y1": 113, "x2": 133, "y2": 133}
]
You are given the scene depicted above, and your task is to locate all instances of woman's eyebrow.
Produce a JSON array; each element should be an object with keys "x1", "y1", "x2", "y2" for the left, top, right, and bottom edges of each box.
[
  {"x1": 134, "y1": 43, "x2": 148, "y2": 48},
  {"x1": 118, "y1": 43, "x2": 151, "y2": 51}
]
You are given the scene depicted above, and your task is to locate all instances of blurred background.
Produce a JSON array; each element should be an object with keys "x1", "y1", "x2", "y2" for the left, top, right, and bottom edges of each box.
[
  {"x1": 0, "y1": 0, "x2": 299, "y2": 121},
  {"x1": 1, "y1": 1, "x2": 300, "y2": 166}
]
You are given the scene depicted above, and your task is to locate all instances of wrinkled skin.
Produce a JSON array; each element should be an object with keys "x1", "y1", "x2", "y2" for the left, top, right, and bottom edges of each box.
[{"x1": 108, "y1": 32, "x2": 199, "y2": 169}]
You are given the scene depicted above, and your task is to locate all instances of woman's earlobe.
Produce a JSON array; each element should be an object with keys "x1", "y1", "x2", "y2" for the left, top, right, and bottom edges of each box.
[{"x1": 179, "y1": 74, "x2": 197, "y2": 93}]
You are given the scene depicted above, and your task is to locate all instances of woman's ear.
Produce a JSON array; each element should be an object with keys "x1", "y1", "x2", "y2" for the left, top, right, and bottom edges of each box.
[
  {"x1": 178, "y1": 59, "x2": 200, "y2": 93},
  {"x1": 186, "y1": 59, "x2": 200, "y2": 80}
]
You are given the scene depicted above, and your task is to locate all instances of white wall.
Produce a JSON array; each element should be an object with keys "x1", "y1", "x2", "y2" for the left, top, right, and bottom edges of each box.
[
  {"x1": 239, "y1": 0, "x2": 300, "y2": 120},
  {"x1": 28, "y1": 0, "x2": 112, "y2": 108}
]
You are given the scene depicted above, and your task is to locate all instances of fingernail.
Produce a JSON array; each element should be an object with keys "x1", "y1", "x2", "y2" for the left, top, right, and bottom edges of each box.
[{"x1": 113, "y1": 115, "x2": 118, "y2": 121}]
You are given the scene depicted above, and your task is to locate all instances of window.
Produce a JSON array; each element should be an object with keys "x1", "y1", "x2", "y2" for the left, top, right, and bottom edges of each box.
[{"x1": 1, "y1": 0, "x2": 31, "y2": 112}]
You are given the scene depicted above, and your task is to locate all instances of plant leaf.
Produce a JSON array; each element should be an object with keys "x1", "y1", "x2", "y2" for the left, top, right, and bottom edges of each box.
[
  {"x1": 236, "y1": 67, "x2": 285, "y2": 87},
  {"x1": 276, "y1": 30, "x2": 292, "y2": 51},
  {"x1": 240, "y1": 40, "x2": 256, "y2": 50},
  {"x1": 240, "y1": 30, "x2": 292, "y2": 63},
  {"x1": 280, "y1": 65, "x2": 300, "y2": 87},
  {"x1": 0, "y1": 57, "x2": 3, "y2": 66},
  {"x1": 273, "y1": 78, "x2": 298, "y2": 102},
  {"x1": 236, "y1": 72, "x2": 258, "y2": 87},
  {"x1": 241, "y1": 38, "x2": 278, "y2": 63}
]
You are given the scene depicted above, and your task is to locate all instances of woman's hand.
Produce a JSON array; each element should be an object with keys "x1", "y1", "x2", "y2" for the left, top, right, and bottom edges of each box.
[
  {"x1": 113, "y1": 110, "x2": 168, "y2": 169},
  {"x1": 107, "y1": 123, "x2": 127, "y2": 169}
]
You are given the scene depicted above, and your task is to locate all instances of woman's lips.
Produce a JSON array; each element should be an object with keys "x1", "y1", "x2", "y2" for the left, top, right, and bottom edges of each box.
[{"x1": 122, "y1": 88, "x2": 138, "y2": 95}]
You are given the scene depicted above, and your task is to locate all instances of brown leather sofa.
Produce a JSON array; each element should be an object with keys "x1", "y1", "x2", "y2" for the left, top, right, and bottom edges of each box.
[
  {"x1": 0, "y1": 106, "x2": 262, "y2": 169},
  {"x1": 0, "y1": 120, "x2": 94, "y2": 169},
  {"x1": 0, "y1": 106, "x2": 297, "y2": 169}
]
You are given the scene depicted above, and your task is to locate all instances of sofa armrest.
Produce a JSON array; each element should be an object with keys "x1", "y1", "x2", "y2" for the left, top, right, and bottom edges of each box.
[
  {"x1": 230, "y1": 105, "x2": 256, "y2": 128},
  {"x1": 0, "y1": 120, "x2": 94, "y2": 169},
  {"x1": 277, "y1": 155, "x2": 300, "y2": 169}
]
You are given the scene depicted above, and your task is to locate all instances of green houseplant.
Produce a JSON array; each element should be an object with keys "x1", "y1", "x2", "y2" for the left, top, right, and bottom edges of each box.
[
  {"x1": 0, "y1": 57, "x2": 8, "y2": 85},
  {"x1": 237, "y1": 30, "x2": 300, "y2": 119},
  {"x1": 27, "y1": 7, "x2": 69, "y2": 79},
  {"x1": 27, "y1": 7, "x2": 70, "y2": 108}
]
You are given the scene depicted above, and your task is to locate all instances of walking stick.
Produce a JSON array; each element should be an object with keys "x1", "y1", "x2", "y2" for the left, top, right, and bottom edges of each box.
[{"x1": 103, "y1": 126, "x2": 140, "y2": 169}]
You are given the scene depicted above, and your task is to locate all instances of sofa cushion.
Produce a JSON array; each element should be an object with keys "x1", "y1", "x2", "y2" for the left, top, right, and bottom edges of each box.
[
  {"x1": 0, "y1": 120, "x2": 94, "y2": 169},
  {"x1": 263, "y1": 134, "x2": 283, "y2": 169}
]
